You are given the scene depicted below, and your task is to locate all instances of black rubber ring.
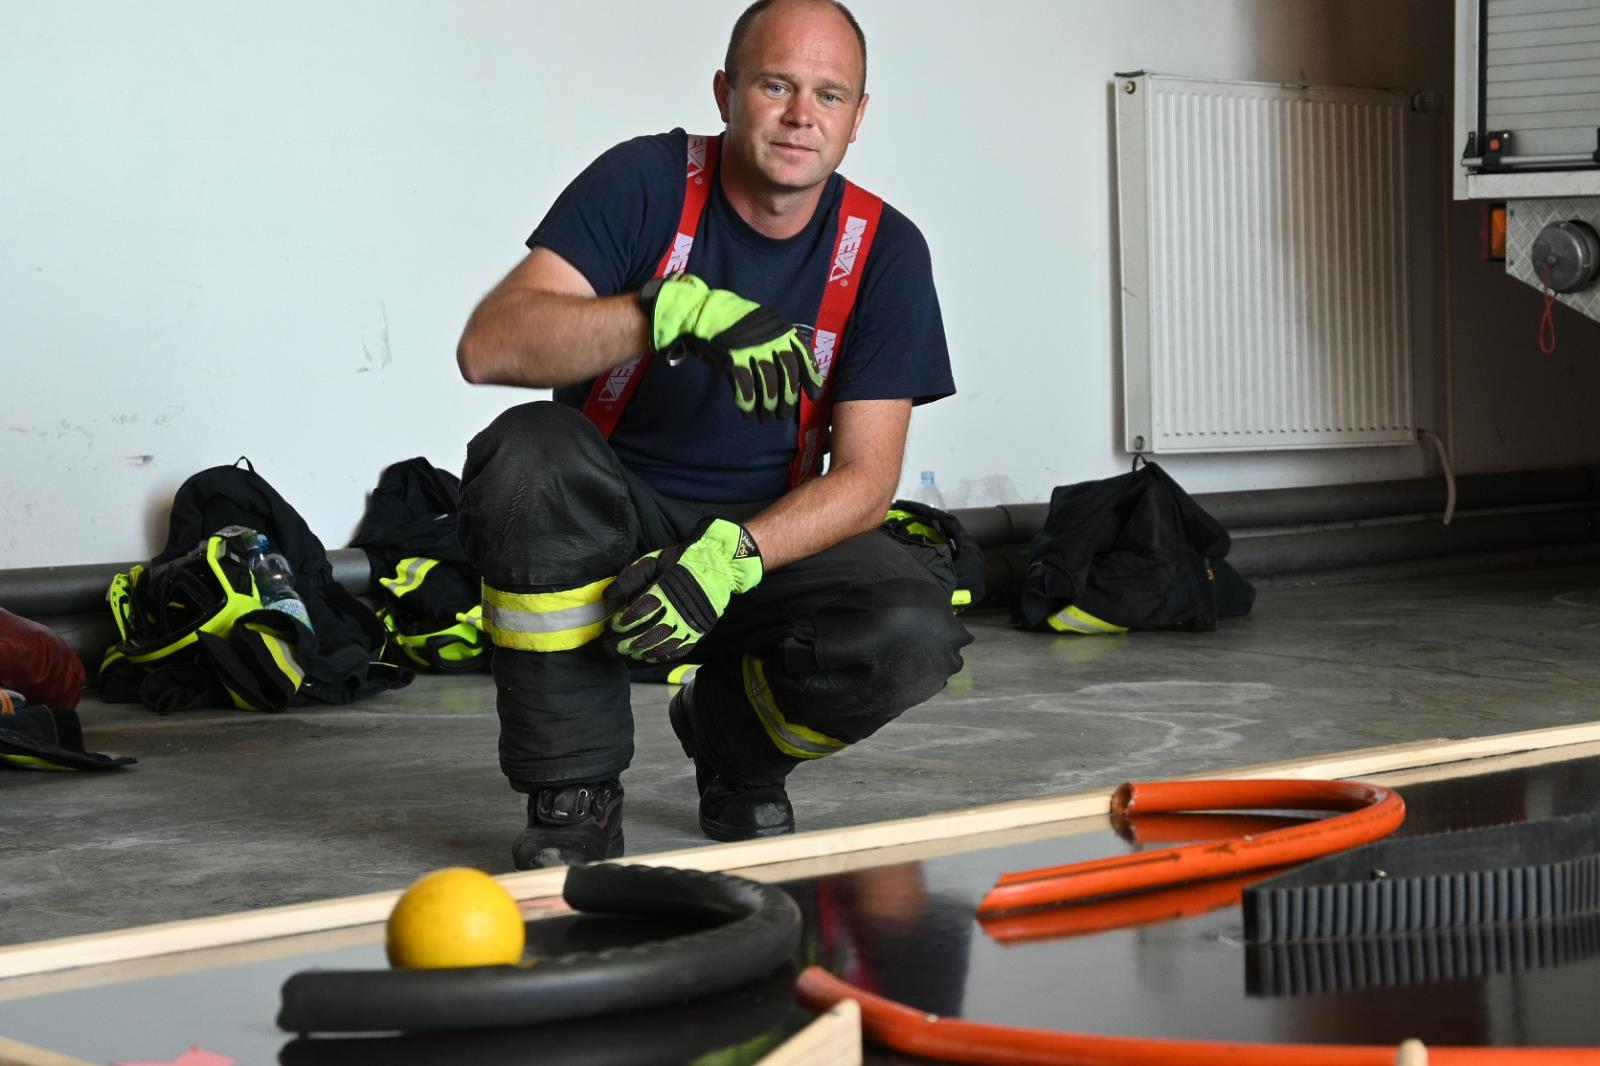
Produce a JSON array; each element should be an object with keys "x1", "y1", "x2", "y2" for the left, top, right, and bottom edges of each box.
[{"x1": 276, "y1": 864, "x2": 802, "y2": 1034}]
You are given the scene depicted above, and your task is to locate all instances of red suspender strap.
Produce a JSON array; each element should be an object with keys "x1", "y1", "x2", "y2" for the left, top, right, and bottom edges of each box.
[
  {"x1": 790, "y1": 180, "x2": 885, "y2": 487},
  {"x1": 581, "y1": 134, "x2": 719, "y2": 438}
]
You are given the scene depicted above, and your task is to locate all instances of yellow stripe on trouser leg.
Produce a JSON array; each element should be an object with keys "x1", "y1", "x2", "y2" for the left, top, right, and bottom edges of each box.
[
  {"x1": 1, "y1": 755, "x2": 75, "y2": 772},
  {"x1": 246, "y1": 623, "x2": 306, "y2": 689},
  {"x1": 381, "y1": 556, "x2": 438, "y2": 598},
  {"x1": 1046, "y1": 604, "x2": 1130, "y2": 635},
  {"x1": 740, "y1": 655, "x2": 846, "y2": 760},
  {"x1": 481, "y1": 577, "x2": 614, "y2": 652}
]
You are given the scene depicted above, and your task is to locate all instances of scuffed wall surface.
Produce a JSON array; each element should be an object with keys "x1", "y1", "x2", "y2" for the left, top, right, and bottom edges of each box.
[{"x1": 4, "y1": 0, "x2": 1593, "y2": 567}]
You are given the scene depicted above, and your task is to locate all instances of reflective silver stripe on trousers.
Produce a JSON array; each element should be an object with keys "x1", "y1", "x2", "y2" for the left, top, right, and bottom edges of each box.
[{"x1": 483, "y1": 599, "x2": 611, "y2": 635}]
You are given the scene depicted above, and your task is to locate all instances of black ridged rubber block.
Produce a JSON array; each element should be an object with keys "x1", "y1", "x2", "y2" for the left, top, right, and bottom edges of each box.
[
  {"x1": 1244, "y1": 812, "x2": 1600, "y2": 944},
  {"x1": 1246, "y1": 914, "x2": 1600, "y2": 997}
]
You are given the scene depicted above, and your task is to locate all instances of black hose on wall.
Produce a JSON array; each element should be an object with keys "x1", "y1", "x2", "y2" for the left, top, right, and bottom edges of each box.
[{"x1": 7, "y1": 466, "x2": 1600, "y2": 665}]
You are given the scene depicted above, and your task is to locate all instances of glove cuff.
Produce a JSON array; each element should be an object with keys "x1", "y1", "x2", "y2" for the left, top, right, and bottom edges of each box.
[
  {"x1": 701, "y1": 518, "x2": 764, "y2": 593},
  {"x1": 646, "y1": 274, "x2": 709, "y2": 352}
]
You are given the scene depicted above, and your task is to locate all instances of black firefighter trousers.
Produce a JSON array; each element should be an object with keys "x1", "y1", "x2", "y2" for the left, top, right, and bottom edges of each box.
[{"x1": 458, "y1": 401, "x2": 973, "y2": 792}]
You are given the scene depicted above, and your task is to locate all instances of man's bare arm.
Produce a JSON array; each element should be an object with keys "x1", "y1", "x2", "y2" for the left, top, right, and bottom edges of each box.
[
  {"x1": 744, "y1": 398, "x2": 912, "y2": 571},
  {"x1": 456, "y1": 247, "x2": 651, "y2": 388}
]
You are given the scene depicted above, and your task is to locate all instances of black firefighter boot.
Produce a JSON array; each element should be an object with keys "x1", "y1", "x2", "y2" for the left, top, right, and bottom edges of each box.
[
  {"x1": 512, "y1": 780, "x2": 625, "y2": 869},
  {"x1": 668, "y1": 681, "x2": 794, "y2": 841}
]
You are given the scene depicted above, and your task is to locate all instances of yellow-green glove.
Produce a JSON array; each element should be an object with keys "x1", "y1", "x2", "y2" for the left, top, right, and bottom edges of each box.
[
  {"x1": 602, "y1": 519, "x2": 763, "y2": 662},
  {"x1": 645, "y1": 274, "x2": 824, "y2": 422}
]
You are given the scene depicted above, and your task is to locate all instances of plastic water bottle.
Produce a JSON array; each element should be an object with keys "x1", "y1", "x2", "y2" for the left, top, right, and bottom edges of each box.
[
  {"x1": 251, "y1": 545, "x2": 314, "y2": 633},
  {"x1": 911, "y1": 470, "x2": 946, "y2": 510}
]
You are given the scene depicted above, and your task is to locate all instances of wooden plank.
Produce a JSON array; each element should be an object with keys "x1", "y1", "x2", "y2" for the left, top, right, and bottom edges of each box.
[
  {"x1": 0, "y1": 897, "x2": 570, "y2": 1005},
  {"x1": 4, "y1": 719, "x2": 1599, "y2": 982},
  {"x1": 611, "y1": 721, "x2": 1600, "y2": 883},
  {"x1": 0, "y1": 1035, "x2": 96, "y2": 1066},
  {"x1": 0, "y1": 924, "x2": 381, "y2": 1006},
  {"x1": 0, "y1": 821, "x2": 1086, "y2": 1004},
  {"x1": 671, "y1": 737, "x2": 1600, "y2": 889},
  {"x1": 755, "y1": 999, "x2": 861, "y2": 1066},
  {"x1": 1368, "y1": 738, "x2": 1600, "y2": 789},
  {"x1": 13, "y1": 737, "x2": 1598, "y2": 1005}
]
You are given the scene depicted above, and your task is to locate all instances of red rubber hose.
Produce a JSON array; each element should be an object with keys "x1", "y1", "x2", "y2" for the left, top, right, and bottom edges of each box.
[
  {"x1": 979, "y1": 868, "x2": 1275, "y2": 945},
  {"x1": 795, "y1": 965, "x2": 1600, "y2": 1065},
  {"x1": 978, "y1": 779, "x2": 1404, "y2": 914},
  {"x1": 1113, "y1": 811, "x2": 1307, "y2": 845}
]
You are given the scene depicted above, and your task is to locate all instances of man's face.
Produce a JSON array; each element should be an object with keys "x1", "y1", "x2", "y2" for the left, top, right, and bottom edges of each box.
[{"x1": 715, "y1": 1, "x2": 869, "y2": 196}]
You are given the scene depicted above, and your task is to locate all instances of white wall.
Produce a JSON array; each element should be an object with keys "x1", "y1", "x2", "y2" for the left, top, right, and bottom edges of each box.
[{"x1": 4, "y1": 0, "x2": 1597, "y2": 569}]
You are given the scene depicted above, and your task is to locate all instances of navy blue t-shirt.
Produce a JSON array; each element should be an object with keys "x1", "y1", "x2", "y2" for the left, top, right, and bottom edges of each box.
[{"x1": 529, "y1": 129, "x2": 954, "y2": 503}]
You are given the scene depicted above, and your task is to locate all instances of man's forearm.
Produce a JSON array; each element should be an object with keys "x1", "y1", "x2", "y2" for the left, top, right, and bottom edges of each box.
[
  {"x1": 744, "y1": 459, "x2": 896, "y2": 572},
  {"x1": 457, "y1": 288, "x2": 651, "y2": 388}
]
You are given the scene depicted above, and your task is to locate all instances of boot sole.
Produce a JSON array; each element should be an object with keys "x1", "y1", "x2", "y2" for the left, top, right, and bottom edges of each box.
[
  {"x1": 699, "y1": 813, "x2": 794, "y2": 842},
  {"x1": 512, "y1": 826, "x2": 624, "y2": 870}
]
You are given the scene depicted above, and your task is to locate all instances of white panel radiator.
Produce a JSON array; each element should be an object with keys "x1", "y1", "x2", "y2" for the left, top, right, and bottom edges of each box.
[{"x1": 1116, "y1": 74, "x2": 1418, "y2": 454}]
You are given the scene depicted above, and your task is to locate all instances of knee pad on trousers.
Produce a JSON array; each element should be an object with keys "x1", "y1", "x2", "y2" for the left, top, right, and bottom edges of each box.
[
  {"x1": 459, "y1": 401, "x2": 637, "y2": 590},
  {"x1": 797, "y1": 576, "x2": 971, "y2": 729}
]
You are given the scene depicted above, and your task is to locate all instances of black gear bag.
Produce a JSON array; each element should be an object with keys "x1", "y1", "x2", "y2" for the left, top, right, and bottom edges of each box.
[
  {"x1": 350, "y1": 457, "x2": 490, "y2": 673},
  {"x1": 1016, "y1": 461, "x2": 1254, "y2": 635},
  {"x1": 880, "y1": 499, "x2": 987, "y2": 611},
  {"x1": 100, "y1": 458, "x2": 412, "y2": 712}
]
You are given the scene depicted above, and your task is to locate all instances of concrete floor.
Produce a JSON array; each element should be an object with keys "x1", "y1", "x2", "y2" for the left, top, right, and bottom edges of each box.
[{"x1": 7, "y1": 558, "x2": 1600, "y2": 947}]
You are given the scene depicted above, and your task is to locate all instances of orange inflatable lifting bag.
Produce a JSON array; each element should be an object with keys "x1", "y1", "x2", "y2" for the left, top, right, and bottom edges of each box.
[{"x1": 0, "y1": 607, "x2": 86, "y2": 710}]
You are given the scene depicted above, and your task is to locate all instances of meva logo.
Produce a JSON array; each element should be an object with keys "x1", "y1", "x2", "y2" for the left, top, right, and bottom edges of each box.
[
  {"x1": 812, "y1": 329, "x2": 838, "y2": 377},
  {"x1": 599, "y1": 357, "x2": 640, "y2": 402},
  {"x1": 665, "y1": 233, "x2": 694, "y2": 274},
  {"x1": 686, "y1": 136, "x2": 708, "y2": 178},
  {"x1": 829, "y1": 215, "x2": 868, "y2": 283}
]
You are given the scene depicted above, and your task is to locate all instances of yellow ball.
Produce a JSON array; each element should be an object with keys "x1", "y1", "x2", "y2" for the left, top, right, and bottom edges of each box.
[{"x1": 385, "y1": 867, "x2": 526, "y2": 969}]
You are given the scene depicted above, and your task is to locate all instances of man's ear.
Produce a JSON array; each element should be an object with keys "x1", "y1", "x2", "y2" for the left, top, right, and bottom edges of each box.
[
  {"x1": 714, "y1": 70, "x2": 732, "y2": 124},
  {"x1": 849, "y1": 93, "x2": 870, "y2": 144}
]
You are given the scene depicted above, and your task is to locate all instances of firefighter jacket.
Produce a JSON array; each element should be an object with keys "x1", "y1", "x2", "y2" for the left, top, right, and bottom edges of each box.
[{"x1": 1016, "y1": 462, "x2": 1255, "y2": 635}]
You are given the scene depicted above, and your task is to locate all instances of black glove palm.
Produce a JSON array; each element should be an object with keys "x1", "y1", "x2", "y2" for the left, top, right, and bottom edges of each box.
[
  {"x1": 602, "y1": 519, "x2": 763, "y2": 662},
  {"x1": 647, "y1": 274, "x2": 824, "y2": 422}
]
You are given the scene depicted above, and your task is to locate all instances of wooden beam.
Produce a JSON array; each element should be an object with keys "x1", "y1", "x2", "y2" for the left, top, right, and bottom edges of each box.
[
  {"x1": 0, "y1": 1035, "x2": 96, "y2": 1066},
  {"x1": 756, "y1": 999, "x2": 861, "y2": 1066},
  {"x1": 3, "y1": 719, "x2": 1599, "y2": 982}
]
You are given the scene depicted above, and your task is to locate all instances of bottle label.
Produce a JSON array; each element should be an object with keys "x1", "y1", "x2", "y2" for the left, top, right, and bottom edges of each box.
[{"x1": 266, "y1": 599, "x2": 314, "y2": 632}]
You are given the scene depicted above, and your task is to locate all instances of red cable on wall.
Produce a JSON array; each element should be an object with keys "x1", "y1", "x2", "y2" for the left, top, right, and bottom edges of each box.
[{"x1": 1540, "y1": 261, "x2": 1558, "y2": 355}]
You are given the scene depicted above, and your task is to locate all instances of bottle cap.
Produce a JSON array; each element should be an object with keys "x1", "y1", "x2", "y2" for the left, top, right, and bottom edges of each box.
[{"x1": 920, "y1": 470, "x2": 935, "y2": 483}]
